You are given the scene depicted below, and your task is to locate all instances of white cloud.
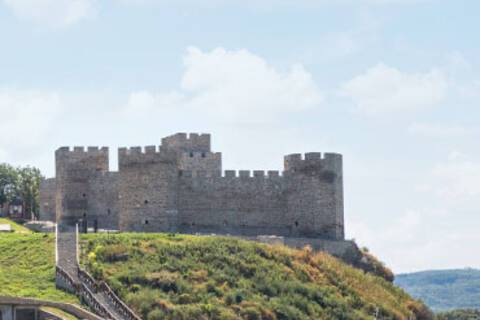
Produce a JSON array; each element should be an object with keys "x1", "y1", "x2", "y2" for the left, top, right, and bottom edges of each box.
[
  {"x1": 0, "y1": 89, "x2": 62, "y2": 161},
  {"x1": 124, "y1": 47, "x2": 324, "y2": 122},
  {"x1": 341, "y1": 63, "x2": 448, "y2": 114},
  {"x1": 3, "y1": 0, "x2": 96, "y2": 26},
  {"x1": 431, "y1": 156, "x2": 480, "y2": 200},
  {"x1": 408, "y1": 123, "x2": 474, "y2": 138},
  {"x1": 349, "y1": 207, "x2": 480, "y2": 273}
]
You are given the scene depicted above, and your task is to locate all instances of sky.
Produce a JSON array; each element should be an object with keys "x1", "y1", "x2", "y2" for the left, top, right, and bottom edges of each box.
[{"x1": 0, "y1": 0, "x2": 479, "y2": 273}]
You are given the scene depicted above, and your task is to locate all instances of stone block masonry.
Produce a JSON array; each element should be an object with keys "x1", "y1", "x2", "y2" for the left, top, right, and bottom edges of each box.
[{"x1": 40, "y1": 132, "x2": 347, "y2": 247}]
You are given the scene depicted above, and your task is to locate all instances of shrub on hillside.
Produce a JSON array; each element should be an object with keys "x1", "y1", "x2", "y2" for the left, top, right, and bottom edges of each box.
[
  {"x1": 81, "y1": 234, "x2": 434, "y2": 320},
  {"x1": 355, "y1": 247, "x2": 395, "y2": 282}
]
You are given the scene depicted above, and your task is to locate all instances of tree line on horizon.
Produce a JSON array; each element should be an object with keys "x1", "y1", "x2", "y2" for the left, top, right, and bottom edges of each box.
[{"x1": 0, "y1": 163, "x2": 43, "y2": 220}]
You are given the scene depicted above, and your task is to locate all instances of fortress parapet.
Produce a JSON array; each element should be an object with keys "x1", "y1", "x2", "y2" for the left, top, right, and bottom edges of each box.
[
  {"x1": 161, "y1": 132, "x2": 211, "y2": 152},
  {"x1": 284, "y1": 152, "x2": 342, "y2": 173},
  {"x1": 118, "y1": 146, "x2": 176, "y2": 169}
]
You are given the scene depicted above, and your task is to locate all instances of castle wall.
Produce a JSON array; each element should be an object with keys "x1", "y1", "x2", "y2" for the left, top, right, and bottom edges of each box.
[
  {"x1": 177, "y1": 151, "x2": 222, "y2": 173},
  {"x1": 87, "y1": 172, "x2": 120, "y2": 230},
  {"x1": 39, "y1": 178, "x2": 56, "y2": 222},
  {"x1": 50, "y1": 133, "x2": 345, "y2": 245},
  {"x1": 177, "y1": 170, "x2": 289, "y2": 236}
]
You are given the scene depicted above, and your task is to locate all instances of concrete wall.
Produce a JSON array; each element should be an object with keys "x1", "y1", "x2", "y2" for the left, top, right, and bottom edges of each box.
[
  {"x1": 0, "y1": 297, "x2": 102, "y2": 320},
  {"x1": 0, "y1": 305, "x2": 13, "y2": 320}
]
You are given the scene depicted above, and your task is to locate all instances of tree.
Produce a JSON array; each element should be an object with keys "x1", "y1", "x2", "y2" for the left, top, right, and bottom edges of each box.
[
  {"x1": 0, "y1": 163, "x2": 43, "y2": 220},
  {"x1": 0, "y1": 163, "x2": 18, "y2": 207},
  {"x1": 16, "y1": 166, "x2": 43, "y2": 220}
]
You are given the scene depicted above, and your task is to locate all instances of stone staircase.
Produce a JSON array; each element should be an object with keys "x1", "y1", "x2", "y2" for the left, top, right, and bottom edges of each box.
[
  {"x1": 56, "y1": 222, "x2": 141, "y2": 320},
  {"x1": 56, "y1": 224, "x2": 79, "y2": 283}
]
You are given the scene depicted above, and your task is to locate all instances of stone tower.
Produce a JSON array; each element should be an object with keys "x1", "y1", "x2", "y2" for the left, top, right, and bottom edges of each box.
[
  {"x1": 284, "y1": 152, "x2": 344, "y2": 240},
  {"x1": 117, "y1": 146, "x2": 179, "y2": 232},
  {"x1": 55, "y1": 147, "x2": 109, "y2": 225}
]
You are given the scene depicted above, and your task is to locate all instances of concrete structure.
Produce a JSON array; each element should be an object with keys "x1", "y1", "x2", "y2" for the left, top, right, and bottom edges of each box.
[
  {"x1": 40, "y1": 132, "x2": 351, "y2": 253},
  {"x1": 0, "y1": 296, "x2": 103, "y2": 320}
]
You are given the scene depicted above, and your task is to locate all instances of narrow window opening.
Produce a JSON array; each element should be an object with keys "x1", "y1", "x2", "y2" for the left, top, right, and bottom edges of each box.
[
  {"x1": 295, "y1": 221, "x2": 299, "y2": 227},
  {"x1": 189, "y1": 152, "x2": 194, "y2": 158},
  {"x1": 201, "y1": 152, "x2": 206, "y2": 158},
  {"x1": 145, "y1": 220, "x2": 149, "y2": 225},
  {"x1": 82, "y1": 193, "x2": 86, "y2": 198},
  {"x1": 144, "y1": 200, "x2": 149, "y2": 205},
  {"x1": 179, "y1": 171, "x2": 183, "y2": 177},
  {"x1": 107, "y1": 209, "x2": 111, "y2": 215}
]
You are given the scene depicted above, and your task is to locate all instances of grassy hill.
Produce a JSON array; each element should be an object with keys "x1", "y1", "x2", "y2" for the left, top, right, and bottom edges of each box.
[
  {"x1": 395, "y1": 269, "x2": 480, "y2": 311},
  {"x1": 81, "y1": 233, "x2": 432, "y2": 320},
  {"x1": 0, "y1": 219, "x2": 78, "y2": 303}
]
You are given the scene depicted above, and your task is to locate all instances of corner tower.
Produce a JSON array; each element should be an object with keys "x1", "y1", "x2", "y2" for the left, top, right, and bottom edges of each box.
[
  {"x1": 55, "y1": 147, "x2": 109, "y2": 225},
  {"x1": 284, "y1": 152, "x2": 344, "y2": 240}
]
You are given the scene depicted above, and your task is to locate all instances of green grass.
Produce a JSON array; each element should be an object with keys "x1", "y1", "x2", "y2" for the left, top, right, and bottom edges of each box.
[
  {"x1": 0, "y1": 218, "x2": 32, "y2": 234},
  {"x1": 81, "y1": 233, "x2": 433, "y2": 320},
  {"x1": 0, "y1": 232, "x2": 78, "y2": 303}
]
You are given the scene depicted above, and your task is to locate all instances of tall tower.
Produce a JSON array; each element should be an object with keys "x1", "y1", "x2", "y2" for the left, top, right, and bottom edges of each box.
[
  {"x1": 284, "y1": 152, "x2": 344, "y2": 240},
  {"x1": 117, "y1": 146, "x2": 179, "y2": 232},
  {"x1": 55, "y1": 147, "x2": 109, "y2": 225},
  {"x1": 161, "y1": 133, "x2": 222, "y2": 173}
]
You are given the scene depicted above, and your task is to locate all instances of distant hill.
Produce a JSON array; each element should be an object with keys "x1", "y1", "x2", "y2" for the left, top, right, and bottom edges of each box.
[{"x1": 395, "y1": 269, "x2": 480, "y2": 311}]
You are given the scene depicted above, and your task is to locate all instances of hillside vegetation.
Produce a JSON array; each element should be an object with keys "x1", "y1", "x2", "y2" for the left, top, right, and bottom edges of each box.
[
  {"x1": 81, "y1": 233, "x2": 432, "y2": 320},
  {"x1": 0, "y1": 219, "x2": 77, "y2": 303},
  {"x1": 395, "y1": 269, "x2": 480, "y2": 311}
]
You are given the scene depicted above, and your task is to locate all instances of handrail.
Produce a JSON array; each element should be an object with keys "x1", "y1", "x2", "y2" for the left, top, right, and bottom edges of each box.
[
  {"x1": 55, "y1": 222, "x2": 59, "y2": 264},
  {"x1": 100, "y1": 281, "x2": 142, "y2": 320},
  {"x1": 57, "y1": 223, "x2": 141, "y2": 320},
  {"x1": 55, "y1": 265, "x2": 79, "y2": 293},
  {"x1": 79, "y1": 283, "x2": 118, "y2": 320},
  {"x1": 76, "y1": 223, "x2": 80, "y2": 264},
  {"x1": 78, "y1": 268, "x2": 98, "y2": 293}
]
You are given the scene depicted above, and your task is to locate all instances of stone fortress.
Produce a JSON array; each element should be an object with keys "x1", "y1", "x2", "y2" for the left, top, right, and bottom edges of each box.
[{"x1": 40, "y1": 133, "x2": 356, "y2": 256}]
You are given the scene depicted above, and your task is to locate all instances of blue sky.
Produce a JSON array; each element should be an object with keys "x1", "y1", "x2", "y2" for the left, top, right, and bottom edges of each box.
[{"x1": 1, "y1": 0, "x2": 479, "y2": 273}]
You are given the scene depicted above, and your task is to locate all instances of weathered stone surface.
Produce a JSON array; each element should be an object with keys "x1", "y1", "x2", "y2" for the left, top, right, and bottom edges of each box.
[{"x1": 40, "y1": 132, "x2": 346, "y2": 247}]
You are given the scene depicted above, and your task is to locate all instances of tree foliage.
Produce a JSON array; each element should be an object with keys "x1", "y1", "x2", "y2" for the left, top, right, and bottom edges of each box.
[{"x1": 0, "y1": 163, "x2": 43, "y2": 219}]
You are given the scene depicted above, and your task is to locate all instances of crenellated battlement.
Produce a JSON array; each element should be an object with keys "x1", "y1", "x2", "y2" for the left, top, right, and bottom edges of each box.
[
  {"x1": 161, "y1": 132, "x2": 211, "y2": 152},
  {"x1": 178, "y1": 169, "x2": 285, "y2": 180},
  {"x1": 56, "y1": 146, "x2": 109, "y2": 155},
  {"x1": 284, "y1": 152, "x2": 342, "y2": 173},
  {"x1": 55, "y1": 146, "x2": 110, "y2": 175},
  {"x1": 118, "y1": 146, "x2": 176, "y2": 168}
]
